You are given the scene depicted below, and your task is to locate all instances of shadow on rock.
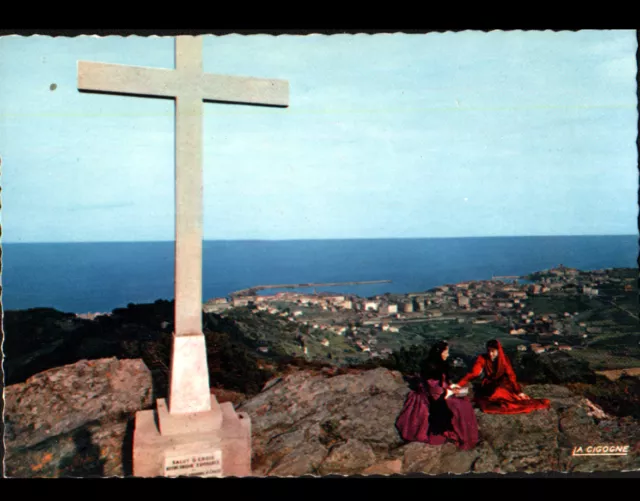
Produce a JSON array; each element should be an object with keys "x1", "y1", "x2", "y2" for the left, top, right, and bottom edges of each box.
[
  {"x1": 120, "y1": 417, "x2": 135, "y2": 477},
  {"x1": 59, "y1": 427, "x2": 105, "y2": 477}
]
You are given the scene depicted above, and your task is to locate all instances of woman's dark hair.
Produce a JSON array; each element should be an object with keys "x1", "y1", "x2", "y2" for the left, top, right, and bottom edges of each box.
[
  {"x1": 486, "y1": 339, "x2": 500, "y2": 350},
  {"x1": 420, "y1": 340, "x2": 450, "y2": 382}
]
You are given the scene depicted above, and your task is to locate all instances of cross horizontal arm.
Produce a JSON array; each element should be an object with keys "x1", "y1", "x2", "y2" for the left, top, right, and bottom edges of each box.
[
  {"x1": 200, "y1": 73, "x2": 289, "y2": 107},
  {"x1": 78, "y1": 61, "x2": 182, "y2": 98}
]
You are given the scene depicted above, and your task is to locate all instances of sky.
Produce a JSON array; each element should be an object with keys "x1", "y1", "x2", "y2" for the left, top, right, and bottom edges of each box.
[{"x1": 0, "y1": 30, "x2": 637, "y2": 243}]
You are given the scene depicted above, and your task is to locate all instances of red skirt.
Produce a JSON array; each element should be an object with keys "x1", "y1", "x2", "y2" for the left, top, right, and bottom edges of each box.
[{"x1": 475, "y1": 386, "x2": 551, "y2": 415}]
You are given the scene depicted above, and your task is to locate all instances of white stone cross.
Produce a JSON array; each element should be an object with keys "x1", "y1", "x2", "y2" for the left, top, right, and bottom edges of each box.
[{"x1": 78, "y1": 36, "x2": 288, "y2": 415}]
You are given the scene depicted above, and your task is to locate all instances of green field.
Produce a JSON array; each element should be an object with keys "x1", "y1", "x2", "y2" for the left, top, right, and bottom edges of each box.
[{"x1": 526, "y1": 294, "x2": 600, "y2": 316}]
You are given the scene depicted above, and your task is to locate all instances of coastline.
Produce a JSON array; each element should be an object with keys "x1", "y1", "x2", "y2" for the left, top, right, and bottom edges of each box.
[{"x1": 3, "y1": 233, "x2": 637, "y2": 313}]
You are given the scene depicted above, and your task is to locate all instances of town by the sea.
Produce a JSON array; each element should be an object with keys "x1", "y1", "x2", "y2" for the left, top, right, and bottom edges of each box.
[{"x1": 2, "y1": 235, "x2": 638, "y2": 313}]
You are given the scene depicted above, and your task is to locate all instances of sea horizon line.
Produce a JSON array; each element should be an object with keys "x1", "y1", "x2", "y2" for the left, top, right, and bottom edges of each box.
[{"x1": 3, "y1": 233, "x2": 638, "y2": 245}]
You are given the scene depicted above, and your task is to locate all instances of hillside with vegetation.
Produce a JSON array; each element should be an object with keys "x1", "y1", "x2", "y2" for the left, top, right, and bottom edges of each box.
[{"x1": 3, "y1": 266, "x2": 638, "y2": 418}]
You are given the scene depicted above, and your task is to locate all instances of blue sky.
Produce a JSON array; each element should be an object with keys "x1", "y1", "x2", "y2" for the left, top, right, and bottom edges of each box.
[{"x1": 0, "y1": 30, "x2": 637, "y2": 243}]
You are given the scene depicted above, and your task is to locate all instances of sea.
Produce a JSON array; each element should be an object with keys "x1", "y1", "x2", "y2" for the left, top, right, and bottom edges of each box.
[{"x1": 1, "y1": 235, "x2": 637, "y2": 314}]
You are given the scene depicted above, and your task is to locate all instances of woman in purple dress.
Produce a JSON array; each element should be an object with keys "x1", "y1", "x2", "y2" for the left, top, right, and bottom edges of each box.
[{"x1": 396, "y1": 341, "x2": 479, "y2": 450}]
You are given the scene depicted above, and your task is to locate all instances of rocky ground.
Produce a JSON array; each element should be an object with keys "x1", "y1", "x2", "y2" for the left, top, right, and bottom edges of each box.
[
  {"x1": 4, "y1": 357, "x2": 152, "y2": 477},
  {"x1": 4, "y1": 358, "x2": 639, "y2": 477},
  {"x1": 238, "y1": 367, "x2": 640, "y2": 476}
]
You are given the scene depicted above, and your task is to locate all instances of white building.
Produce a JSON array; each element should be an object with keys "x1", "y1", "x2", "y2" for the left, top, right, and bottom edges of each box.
[
  {"x1": 381, "y1": 303, "x2": 398, "y2": 315},
  {"x1": 364, "y1": 300, "x2": 380, "y2": 311},
  {"x1": 232, "y1": 297, "x2": 252, "y2": 307}
]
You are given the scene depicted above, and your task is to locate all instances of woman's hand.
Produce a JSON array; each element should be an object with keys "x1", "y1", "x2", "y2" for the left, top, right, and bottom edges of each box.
[
  {"x1": 450, "y1": 383, "x2": 460, "y2": 390},
  {"x1": 445, "y1": 388, "x2": 454, "y2": 399},
  {"x1": 516, "y1": 392, "x2": 530, "y2": 400}
]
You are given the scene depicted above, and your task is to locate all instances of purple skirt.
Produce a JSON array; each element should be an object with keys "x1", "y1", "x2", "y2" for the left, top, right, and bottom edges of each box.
[{"x1": 396, "y1": 387, "x2": 479, "y2": 450}]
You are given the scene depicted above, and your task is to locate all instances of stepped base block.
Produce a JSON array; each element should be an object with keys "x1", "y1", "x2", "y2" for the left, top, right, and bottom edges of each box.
[
  {"x1": 156, "y1": 397, "x2": 223, "y2": 436},
  {"x1": 132, "y1": 396, "x2": 251, "y2": 477}
]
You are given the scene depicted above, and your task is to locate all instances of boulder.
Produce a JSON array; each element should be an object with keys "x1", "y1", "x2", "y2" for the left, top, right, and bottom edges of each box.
[
  {"x1": 4, "y1": 357, "x2": 153, "y2": 477},
  {"x1": 361, "y1": 459, "x2": 403, "y2": 476},
  {"x1": 318, "y1": 439, "x2": 377, "y2": 475},
  {"x1": 239, "y1": 367, "x2": 409, "y2": 475},
  {"x1": 470, "y1": 442, "x2": 502, "y2": 473},
  {"x1": 240, "y1": 369, "x2": 640, "y2": 476},
  {"x1": 266, "y1": 440, "x2": 329, "y2": 477},
  {"x1": 400, "y1": 441, "x2": 452, "y2": 473}
]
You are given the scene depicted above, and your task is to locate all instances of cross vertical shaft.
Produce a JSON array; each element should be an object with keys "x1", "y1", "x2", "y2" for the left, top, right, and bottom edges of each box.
[
  {"x1": 174, "y1": 37, "x2": 204, "y2": 338},
  {"x1": 170, "y1": 37, "x2": 210, "y2": 413}
]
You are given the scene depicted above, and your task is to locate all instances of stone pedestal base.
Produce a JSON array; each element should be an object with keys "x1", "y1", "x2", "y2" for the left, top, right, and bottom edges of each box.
[{"x1": 132, "y1": 395, "x2": 252, "y2": 477}]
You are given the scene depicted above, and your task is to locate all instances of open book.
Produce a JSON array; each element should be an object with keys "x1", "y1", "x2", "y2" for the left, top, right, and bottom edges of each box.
[{"x1": 454, "y1": 387, "x2": 469, "y2": 397}]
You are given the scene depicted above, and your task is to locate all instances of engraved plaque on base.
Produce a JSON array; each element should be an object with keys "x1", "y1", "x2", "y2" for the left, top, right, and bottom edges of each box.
[{"x1": 163, "y1": 450, "x2": 223, "y2": 477}]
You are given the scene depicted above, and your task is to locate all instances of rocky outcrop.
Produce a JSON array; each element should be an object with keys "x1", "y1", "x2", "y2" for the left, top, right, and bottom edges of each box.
[
  {"x1": 5, "y1": 360, "x2": 638, "y2": 477},
  {"x1": 239, "y1": 368, "x2": 640, "y2": 476},
  {"x1": 4, "y1": 357, "x2": 153, "y2": 477},
  {"x1": 239, "y1": 367, "x2": 408, "y2": 476}
]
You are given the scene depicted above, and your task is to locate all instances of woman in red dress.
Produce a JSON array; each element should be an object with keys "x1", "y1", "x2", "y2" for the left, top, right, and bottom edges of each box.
[
  {"x1": 452, "y1": 339, "x2": 550, "y2": 414},
  {"x1": 396, "y1": 341, "x2": 479, "y2": 450}
]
